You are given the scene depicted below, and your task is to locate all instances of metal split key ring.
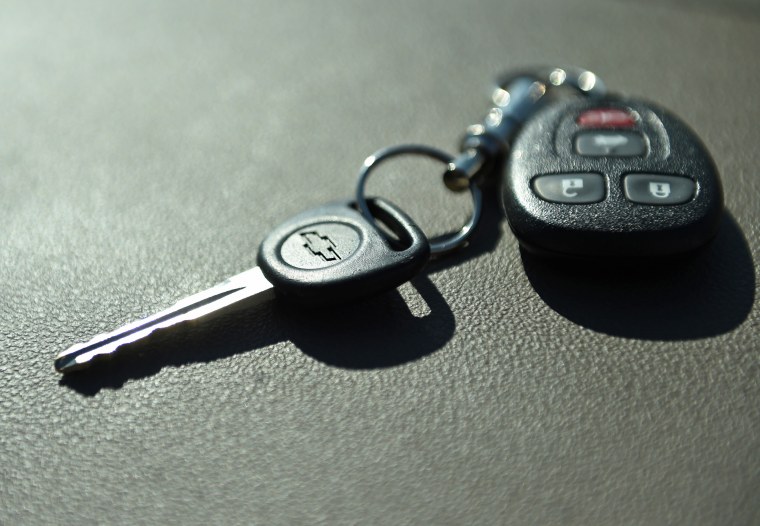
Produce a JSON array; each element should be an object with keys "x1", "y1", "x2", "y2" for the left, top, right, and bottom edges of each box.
[{"x1": 355, "y1": 144, "x2": 483, "y2": 256}]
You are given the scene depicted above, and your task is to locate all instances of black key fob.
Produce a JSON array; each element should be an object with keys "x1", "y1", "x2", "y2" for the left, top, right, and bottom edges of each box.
[{"x1": 501, "y1": 96, "x2": 723, "y2": 257}]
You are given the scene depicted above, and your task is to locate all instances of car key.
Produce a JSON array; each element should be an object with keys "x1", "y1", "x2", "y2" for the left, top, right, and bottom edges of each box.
[
  {"x1": 54, "y1": 198, "x2": 429, "y2": 374},
  {"x1": 56, "y1": 67, "x2": 706, "y2": 373},
  {"x1": 501, "y1": 96, "x2": 724, "y2": 257}
]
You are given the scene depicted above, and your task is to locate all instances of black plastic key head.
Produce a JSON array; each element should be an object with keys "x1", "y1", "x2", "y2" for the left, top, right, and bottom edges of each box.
[
  {"x1": 257, "y1": 198, "x2": 430, "y2": 305},
  {"x1": 502, "y1": 96, "x2": 724, "y2": 258}
]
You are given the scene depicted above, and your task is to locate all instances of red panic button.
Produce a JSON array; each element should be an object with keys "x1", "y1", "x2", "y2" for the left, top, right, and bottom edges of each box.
[{"x1": 577, "y1": 108, "x2": 636, "y2": 128}]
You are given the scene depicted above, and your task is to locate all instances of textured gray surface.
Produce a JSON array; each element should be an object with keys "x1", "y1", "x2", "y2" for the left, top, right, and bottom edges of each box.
[{"x1": 2, "y1": 1, "x2": 759, "y2": 524}]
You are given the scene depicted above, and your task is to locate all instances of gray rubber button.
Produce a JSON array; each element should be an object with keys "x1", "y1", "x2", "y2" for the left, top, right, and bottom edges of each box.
[
  {"x1": 575, "y1": 130, "x2": 646, "y2": 156},
  {"x1": 532, "y1": 173, "x2": 605, "y2": 204},
  {"x1": 623, "y1": 174, "x2": 696, "y2": 205}
]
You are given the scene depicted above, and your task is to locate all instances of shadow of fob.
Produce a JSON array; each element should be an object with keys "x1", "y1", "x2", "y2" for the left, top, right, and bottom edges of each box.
[{"x1": 521, "y1": 212, "x2": 755, "y2": 340}]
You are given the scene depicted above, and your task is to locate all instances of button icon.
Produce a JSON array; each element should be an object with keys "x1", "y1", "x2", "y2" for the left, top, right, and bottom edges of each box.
[
  {"x1": 649, "y1": 182, "x2": 671, "y2": 199},
  {"x1": 562, "y1": 178, "x2": 584, "y2": 197},
  {"x1": 592, "y1": 134, "x2": 629, "y2": 152}
]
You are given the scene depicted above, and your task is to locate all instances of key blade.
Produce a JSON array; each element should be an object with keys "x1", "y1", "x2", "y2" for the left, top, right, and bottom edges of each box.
[{"x1": 55, "y1": 267, "x2": 276, "y2": 374}]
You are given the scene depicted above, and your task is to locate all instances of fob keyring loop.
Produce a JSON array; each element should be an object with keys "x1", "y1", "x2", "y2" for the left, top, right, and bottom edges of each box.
[{"x1": 355, "y1": 144, "x2": 483, "y2": 256}]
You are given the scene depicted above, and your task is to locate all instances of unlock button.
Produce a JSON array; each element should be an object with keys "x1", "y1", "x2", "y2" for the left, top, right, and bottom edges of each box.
[
  {"x1": 532, "y1": 173, "x2": 605, "y2": 204},
  {"x1": 623, "y1": 174, "x2": 696, "y2": 205}
]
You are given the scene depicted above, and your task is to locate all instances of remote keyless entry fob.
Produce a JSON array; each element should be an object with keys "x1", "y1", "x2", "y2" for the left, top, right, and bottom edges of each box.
[{"x1": 501, "y1": 97, "x2": 724, "y2": 257}]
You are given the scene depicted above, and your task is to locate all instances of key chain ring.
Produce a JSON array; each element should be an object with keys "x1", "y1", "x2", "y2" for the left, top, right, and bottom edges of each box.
[{"x1": 356, "y1": 144, "x2": 482, "y2": 256}]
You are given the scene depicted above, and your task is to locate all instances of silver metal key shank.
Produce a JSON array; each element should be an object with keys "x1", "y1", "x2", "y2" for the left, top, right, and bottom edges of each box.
[{"x1": 54, "y1": 267, "x2": 276, "y2": 374}]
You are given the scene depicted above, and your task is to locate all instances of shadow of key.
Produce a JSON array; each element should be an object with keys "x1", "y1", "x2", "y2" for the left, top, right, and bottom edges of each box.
[{"x1": 60, "y1": 275, "x2": 455, "y2": 395}]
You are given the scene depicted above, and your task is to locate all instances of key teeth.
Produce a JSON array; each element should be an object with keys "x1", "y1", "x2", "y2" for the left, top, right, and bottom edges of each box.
[
  {"x1": 54, "y1": 335, "x2": 115, "y2": 374},
  {"x1": 55, "y1": 326, "x2": 161, "y2": 374},
  {"x1": 55, "y1": 342, "x2": 133, "y2": 375},
  {"x1": 54, "y1": 267, "x2": 276, "y2": 374}
]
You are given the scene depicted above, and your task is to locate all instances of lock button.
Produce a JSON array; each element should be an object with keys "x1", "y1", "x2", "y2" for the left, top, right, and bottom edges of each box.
[{"x1": 623, "y1": 174, "x2": 696, "y2": 205}]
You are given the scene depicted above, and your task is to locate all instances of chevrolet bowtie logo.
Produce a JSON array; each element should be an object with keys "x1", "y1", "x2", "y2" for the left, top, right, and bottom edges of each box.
[{"x1": 301, "y1": 231, "x2": 341, "y2": 261}]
